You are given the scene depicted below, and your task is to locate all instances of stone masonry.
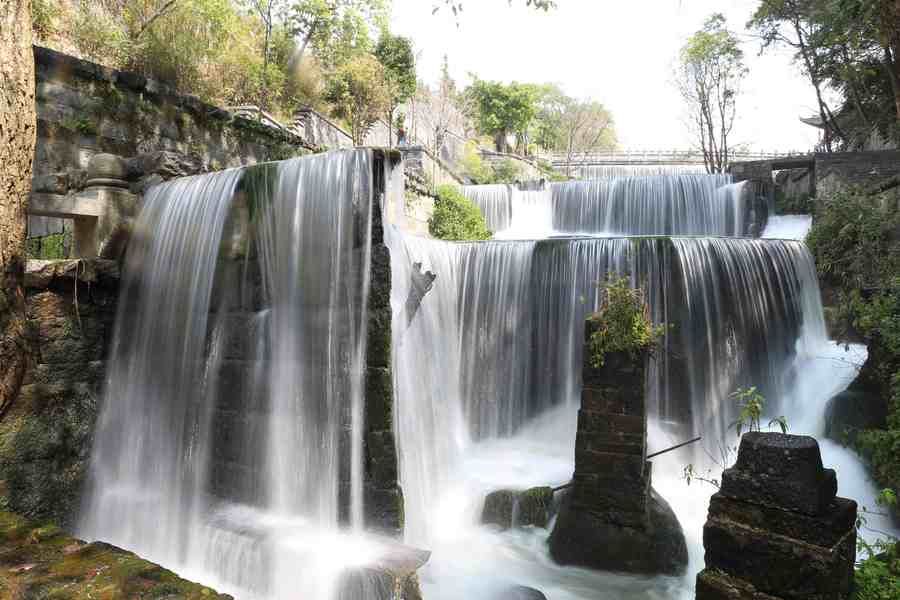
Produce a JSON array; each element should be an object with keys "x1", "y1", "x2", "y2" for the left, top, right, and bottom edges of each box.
[
  {"x1": 696, "y1": 432, "x2": 857, "y2": 600},
  {"x1": 548, "y1": 318, "x2": 687, "y2": 575}
]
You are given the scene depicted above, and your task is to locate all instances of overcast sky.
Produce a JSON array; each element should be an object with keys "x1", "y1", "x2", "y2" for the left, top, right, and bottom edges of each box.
[{"x1": 389, "y1": 0, "x2": 822, "y2": 152}]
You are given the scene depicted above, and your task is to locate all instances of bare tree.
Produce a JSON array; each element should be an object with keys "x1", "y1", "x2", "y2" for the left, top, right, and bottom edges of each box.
[
  {"x1": 676, "y1": 14, "x2": 747, "y2": 173},
  {"x1": 0, "y1": 0, "x2": 36, "y2": 417},
  {"x1": 560, "y1": 99, "x2": 615, "y2": 178}
]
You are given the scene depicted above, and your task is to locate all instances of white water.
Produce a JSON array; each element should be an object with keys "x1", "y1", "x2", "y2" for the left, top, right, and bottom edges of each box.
[
  {"x1": 79, "y1": 150, "x2": 400, "y2": 599},
  {"x1": 763, "y1": 214, "x2": 814, "y2": 240},
  {"x1": 389, "y1": 171, "x2": 898, "y2": 600}
]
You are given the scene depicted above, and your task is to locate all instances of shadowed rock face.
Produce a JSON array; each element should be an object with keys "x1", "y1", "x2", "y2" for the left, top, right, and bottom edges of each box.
[
  {"x1": 481, "y1": 486, "x2": 556, "y2": 531},
  {"x1": 696, "y1": 432, "x2": 857, "y2": 600},
  {"x1": 548, "y1": 320, "x2": 688, "y2": 575}
]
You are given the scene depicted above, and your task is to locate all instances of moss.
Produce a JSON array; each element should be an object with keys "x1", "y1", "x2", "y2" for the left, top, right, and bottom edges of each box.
[{"x1": 0, "y1": 510, "x2": 230, "y2": 599}]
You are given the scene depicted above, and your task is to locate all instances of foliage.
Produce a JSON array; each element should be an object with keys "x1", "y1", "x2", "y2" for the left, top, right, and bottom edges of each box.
[
  {"x1": 290, "y1": 0, "x2": 387, "y2": 71},
  {"x1": 428, "y1": 185, "x2": 492, "y2": 241},
  {"x1": 490, "y1": 159, "x2": 523, "y2": 184},
  {"x1": 729, "y1": 387, "x2": 788, "y2": 436},
  {"x1": 749, "y1": 0, "x2": 900, "y2": 150},
  {"x1": 587, "y1": 275, "x2": 664, "y2": 369},
  {"x1": 465, "y1": 79, "x2": 538, "y2": 153},
  {"x1": 323, "y1": 53, "x2": 391, "y2": 144},
  {"x1": 25, "y1": 233, "x2": 71, "y2": 260},
  {"x1": 854, "y1": 547, "x2": 900, "y2": 600},
  {"x1": 458, "y1": 141, "x2": 494, "y2": 183},
  {"x1": 676, "y1": 13, "x2": 746, "y2": 173},
  {"x1": 32, "y1": 0, "x2": 62, "y2": 38},
  {"x1": 808, "y1": 185, "x2": 900, "y2": 514},
  {"x1": 375, "y1": 33, "x2": 417, "y2": 145}
]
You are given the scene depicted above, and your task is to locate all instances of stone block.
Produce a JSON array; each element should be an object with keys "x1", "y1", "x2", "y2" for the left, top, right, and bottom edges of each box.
[
  {"x1": 707, "y1": 493, "x2": 857, "y2": 549},
  {"x1": 733, "y1": 433, "x2": 824, "y2": 482},
  {"x1": 702, "y1": 514, "x2": 855, "y2": 600},
  {"x1": 367, "y1": 430, "x2": 398, "y2": 485},
  {"x1": 720, "y1": 466, "x2": 837, "y2": 516},
  {"x1": 482, "y1": 490, "x2": 516, "y2": 530},
  {"x1": 365, "y1": 367, "x2": 393, "y2": 432},
  {"x1": 574, "y1": 449, "x2": 646, "y2": 480},
  {"x1": 696, "y1": 568, "x2": 782, "y2": 600},
  {"x1": 577, "y1": 409, "x2": 646, "y2": 436},
  {"x1": 581, "y1": 385, "x2": 645, "y2": 415}
]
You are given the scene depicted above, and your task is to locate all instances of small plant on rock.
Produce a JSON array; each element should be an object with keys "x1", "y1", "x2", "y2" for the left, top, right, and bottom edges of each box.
[
  {"x1": 730, "y1": 386, "x2": 788, "y2": 436},
  {"x1": 587, "y1": 275, "x2": 665, "y2": 368}
]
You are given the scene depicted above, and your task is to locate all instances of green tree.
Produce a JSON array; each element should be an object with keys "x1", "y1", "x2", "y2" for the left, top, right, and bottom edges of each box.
[
  {"x1": 374, "y1": 33, "x2": 416, "y2": 146},
  {"x1": 676, "y1": 13, "x2": 746, "y2": 173},
  {"x1": 290, "y1": 0, "x2": 387, "y2": 70},
  {"x1": 558, "y1": 99, "x2": 616, "y2": 177},
  {"x1": 465, "y1": 79, "x2": 538, "y2": 153},
  {"x1": 324, "y1": 53, "x2": 390, "y2": 144}
]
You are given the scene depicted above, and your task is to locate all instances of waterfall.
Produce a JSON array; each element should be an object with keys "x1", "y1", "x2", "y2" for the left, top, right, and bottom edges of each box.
[
  {"x1": 462, "y1": 184, "x2": 513, "y2": 232},
  {"x1": 463, "y1": 175, "x2": 748, "y2": 238},
  {"x1": 79, "y1": 150, "x2": 378, "y2": 599}
]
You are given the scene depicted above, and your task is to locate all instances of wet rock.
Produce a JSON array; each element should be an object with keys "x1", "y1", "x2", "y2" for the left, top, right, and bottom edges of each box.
[
  {"x1": 499, "y1": 585, "x2": 548, "y2": 600},
  {"x1": 824, "y1": 389, "x2": 887, "y2": 445},
  {"x1": 482, "y1": 490, "x2": 516, "y2": 530},
  {"x1": 0, "y1": 510, "x2": 232, "y2": 598},
  {"x1": 336, "y1": 542, "x2": 429, "y2": 600},
  {"x1": 695, "y1": 432, "x2": 857, "y2": 600},
  {"x1": 549, "y1": 487, "x2": 688, "y2": 575},
  {"x1": 481, "y1": 487, "x2": 556, "y2": 531}
]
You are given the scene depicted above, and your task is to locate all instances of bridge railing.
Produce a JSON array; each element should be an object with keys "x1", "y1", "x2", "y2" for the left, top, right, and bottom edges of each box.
[{"x1": 544, "y1": 149, "x2": 808, "y2": 165}]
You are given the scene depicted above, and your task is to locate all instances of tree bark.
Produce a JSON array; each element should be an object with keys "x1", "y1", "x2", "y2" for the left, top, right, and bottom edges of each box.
[{"x1": 0, "y1": 0, "x2": 36, "y2": 418}]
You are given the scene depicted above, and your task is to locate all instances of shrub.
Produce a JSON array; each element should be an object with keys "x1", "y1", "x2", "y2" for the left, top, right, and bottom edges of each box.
[
  {"x1": 587, "y1": 275, "x2": 664, "y2": 368},
  {"x1": 428, "y1": 185, "x2": 491, "y2": 241},
  {"x1": 854, "y1": 546, "x2": 900, "y2": 600},
  {"x1": 459, "y1": 141, "x2": 495, "y2": 184},
  {"x1": 490, "y1": 158, "x2": 523, "y2": 184}
]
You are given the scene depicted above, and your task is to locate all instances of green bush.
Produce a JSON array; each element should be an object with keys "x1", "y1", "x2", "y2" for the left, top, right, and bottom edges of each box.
[
  {"x1": 26, "y1": 233, "x2": 71, "y2": 260},
  {"x1": 587, "y1": 275, "x2": 664, "y2": 368},
  {"x1": 459, "y1": 141, "x2": 495, "y2": 184},
  {"x1": 854, "y1": 543, "x2": 900, "y2": 600},
  {"x1": 428, "y1": 185, "x2": 492, "y2": 241}
]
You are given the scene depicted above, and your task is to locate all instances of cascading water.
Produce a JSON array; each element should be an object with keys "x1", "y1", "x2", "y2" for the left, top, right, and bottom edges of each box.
[
  {"x1": 388, "y1": 170, "x2": 897, "y2": 599},
  {"x1": 79, "y1": 150, "x2": 385, "y2": 599},
  {"x1": 465, "y1": 174, "x2": 749, "y2": 238}
]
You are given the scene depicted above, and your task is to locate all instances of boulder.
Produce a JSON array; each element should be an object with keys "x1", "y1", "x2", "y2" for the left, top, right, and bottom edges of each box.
[
  {"x1": 499, "y1": 585, "x2": 548, "y2": 600},
  {"x1": 481, "y1": 486, "x2": 556, "y2": 531},
  {"x1": 824, "y1": 389, "x2": 888, "y2": 445},
  {"x1": 548, "y1": 487, "x2": 688, "y2": 575}
]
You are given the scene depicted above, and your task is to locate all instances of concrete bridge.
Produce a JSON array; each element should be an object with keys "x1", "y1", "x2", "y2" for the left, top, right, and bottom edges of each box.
[{"x1": 545, "y1": 149, "x2": 804, "y2": 168}]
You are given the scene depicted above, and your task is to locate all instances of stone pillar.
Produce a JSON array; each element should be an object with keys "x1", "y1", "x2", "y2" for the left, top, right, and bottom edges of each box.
[
  {"x1": 696, "y1": 432, "x2": 857, "y2": 600},
  {"x1": 548, "y1": 318, "x2": 687, "y2": 575},
  {"x1": 74, "y1": 153, "x2": 138, "y2": 260},
  {"x1": 363, "y1": 149, "x2": 404, "y2": 536}
]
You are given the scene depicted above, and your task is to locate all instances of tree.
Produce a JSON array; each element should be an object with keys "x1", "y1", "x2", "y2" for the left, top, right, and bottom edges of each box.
[
  {"x1": 751, "y1": 0, "x2": 900, "y2": 149},
  {"x1": 247, "y1": 0, "x2": 291, "y2": 112},
  {"x1": 375, "y1": 33, "x2": 416, "y2": 146},
  {"x1": 676, "y1": 14, "x2": 746, "y2": 174},
  {"x1": 290, "y1": 0, "x2": 387, "y2": 70},
  {"x1": 0, "y1": 0, "x2": 36, "y2": 417},
  {"x1": 558, "y1": 99, "x2": 616, "y2": 177},
  {"x1": 465, "y1": 79, "x2": 537, "y2": 153},
  {"x1": 324, "y1": 53, "x2": 390, "y2": 144},
  {"x1": 748, "y1": 1, "x2": 845, "y2": 151},
  {"x1": 436, "y1": 0, "x2": 555, "y2": 17}
]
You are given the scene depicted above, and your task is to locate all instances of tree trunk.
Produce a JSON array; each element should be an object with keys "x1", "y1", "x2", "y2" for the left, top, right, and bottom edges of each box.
[{"x1": 0, "y1": 0, "x2": 36, "y2": 418}]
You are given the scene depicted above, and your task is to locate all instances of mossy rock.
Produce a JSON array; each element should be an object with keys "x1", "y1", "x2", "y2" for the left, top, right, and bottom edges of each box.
[{"x1": 0, "y1": 510, "x2": 232, "y2": 599}]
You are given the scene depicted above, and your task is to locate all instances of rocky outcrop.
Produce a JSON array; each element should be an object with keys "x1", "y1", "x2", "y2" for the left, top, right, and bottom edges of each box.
[
  {"x1": 696, "y1": 432, "x2": 857, "y2": 600},
  {"x1": 547, "y1": 319, "x2": 688, "y2": 575},
  {"x1": 824, "y1": 388, "x2": 888, "y2": 446},
  {"x1": 481, "y1": 486, "x2": 555, "y2": 530},
  {"x1": 336, "y1": 542, "x2": 429, "y2": 600},
  {"x1": 0, "y1": 259, "x2": 118, "y2": 528},
  {"x1": 0, "y1": 510, "x2": 231, "y2": 599}
]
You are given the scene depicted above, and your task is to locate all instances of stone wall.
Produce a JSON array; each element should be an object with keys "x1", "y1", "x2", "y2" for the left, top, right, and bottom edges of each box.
[
  {"x1": 731, "y1": 150, "x2": 900, "y2": 205},
  {"x1": 479, "y1": 149, "x2": 545, "y2": 182},
  {"x1": 32, "y1": 46, "x2": 311, "y2": 185},
  {"x1": 293, "y1": 107, "x2": 354, "y2": 150},
  {"x1": 0, "y1": 260, "x2": 119, "y2": 529}
]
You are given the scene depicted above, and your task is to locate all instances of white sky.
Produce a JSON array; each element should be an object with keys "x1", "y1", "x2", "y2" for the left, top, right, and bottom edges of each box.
[{"x1": 389, "y1": 0, "x2": 822, "y2": 152}]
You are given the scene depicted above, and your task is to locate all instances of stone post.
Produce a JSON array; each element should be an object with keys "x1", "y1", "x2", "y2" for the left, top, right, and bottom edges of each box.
[
  {"x1": 74, "y1": 153, "x2": 137, "y2": 259},
  {"x1": 696, "y1": 432, "x2": 857, "y2": 600},
  {"x1": 548, "y1": 318, "x2": 687, "y2": 575}
]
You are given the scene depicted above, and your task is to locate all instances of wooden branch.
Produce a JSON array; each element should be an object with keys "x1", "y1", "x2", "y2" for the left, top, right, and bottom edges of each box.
[{"x1": 135, "y1": 0, "x2": 178, "y2": 39}]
